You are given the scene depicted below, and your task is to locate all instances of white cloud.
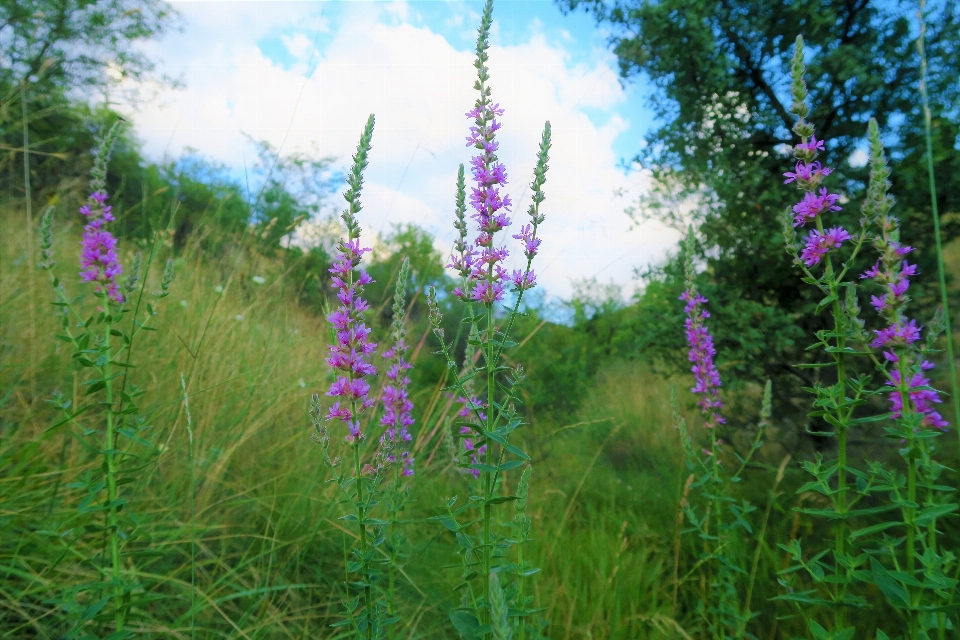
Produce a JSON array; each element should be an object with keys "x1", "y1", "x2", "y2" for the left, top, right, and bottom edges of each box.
[{"x1": 123, "y1": 1, "x2": 678, "y2": 298}]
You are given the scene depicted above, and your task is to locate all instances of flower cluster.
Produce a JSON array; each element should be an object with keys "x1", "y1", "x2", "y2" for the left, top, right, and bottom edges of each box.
[
  {"x1": 326, "y1": 238, "x2": 377, "y2": 443},
  {"x1": 784, "y1": 130, "x2": 848, "y2": 267},
  {"x1": 858, "y1": 118, "x2": 947, "y2": 431},
  {"x1": 887, "y1": 366, "x2": 947, "y2": 430},
  {"x1": 79, "y1": 191, "x2": 124, "y2": 303},
  {"x1": 800, "y1": 227, "x2": 851, "y2": 267},
  {"x1": 680, "y1": 286, "x2": 724, "y2": 429},
  {"x1": 379, "y1": 260, "x2": 415, "y2": 476},
  {"x1": 448, "y1": 100, "x2": 513, "y2": 304},
  {"x1": 862, "y1": 225, "x2": 917, "y2": 323}
]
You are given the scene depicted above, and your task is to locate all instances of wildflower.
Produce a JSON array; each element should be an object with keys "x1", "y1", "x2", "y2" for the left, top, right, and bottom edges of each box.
[
  {"x1": 858, "y1": 118, "x2": 948, "y2": 432},
  {"x1": 792, "y1": 188, "x2": 841, "y2": 227},
  {"x1": 783, "y1": 161, "x2": 833, "y2": 187},
  {"x1": 512, "y1": 224, "x2": 541, "y2": 259},
  {"x1": 680, "y1": 287, "x2": 724, "y2": 428},
  {"x1": 794, "y1": 135, "x2": 825, "y2": 159},
  {"x1": 79, "y1": 190, "x2": 124, "y2": 303},
  {"x1": 379, "y1": 258, "x2": 416, "y2": 475},
  {"x1": 800, "y1": 227, "x2": 851, "y2": 266},
  {"x1": 325, "y1": 116, "x2": 378, "y2": 444},
  {"x1": 887, "y1": 370, "x2": 948, "y2": 431},
  {"x1": 871, "y1": 319, "x2": 921, "y2": 349},
  {"x1": 511, "y1": 269, "x2": 536, "y2": 291}
]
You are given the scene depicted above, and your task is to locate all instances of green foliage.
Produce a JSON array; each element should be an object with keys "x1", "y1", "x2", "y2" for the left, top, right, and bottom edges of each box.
[
  {"x1": 563, "y1": 0, "x2": 960, "y2": 429},
  {"x1": 0, "y1": 0, "x2": 176, "y2": 93},
  {"x1": 37, "y1": 129, "x2": 176, "y2": 637},
  {"x1": 773, "y1": 45, "x2": 958, "y2": 640}
]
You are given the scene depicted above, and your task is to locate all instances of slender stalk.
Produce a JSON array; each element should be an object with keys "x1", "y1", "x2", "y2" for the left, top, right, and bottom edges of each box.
[
  {"x1": 181, "y1": 373, "x2": 196, "y2": 640},
  {"x1": 483, "y1": 293, "x2": 494, "y2": 623},
  {"x1": 22, "y1": 83, "x2": 36, "y2": 398},
  {"x1": 816, "y1": 211, "x2": 850, "y2": 625},
  {"x1": 101, "y1": 291, "x2": 124, "y2": 633},
  {"x1": 353, "y1": 432, "x2": 372, "y2": 638},
  {"x1": 895, "y1": 354, "x2": 919, "y2": 640},
  {"x1": 388, "y1": 462, "x2": 399, "y2": 640},
  {"x1": 916, "y1": 1, "x2": 960, "y2": 442},
  {"x1": 517, "y1": 538, "x2": 525, "y2": 640},
  {"x1": 709, "y1": 426, "x2": 722, "y2": 639}
]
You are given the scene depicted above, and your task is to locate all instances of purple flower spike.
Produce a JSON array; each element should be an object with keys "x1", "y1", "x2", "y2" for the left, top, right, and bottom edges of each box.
[
  {"x1": 377, "y1": 259, "x2": 416, "y2": 475},
  {"x1": 800, "y1": 227, "x2": 851, "y2": 266},
  {"x1": 783, "y1": 161, "x2": 833, "y2": 186},
  {"x1": 680, "y1": 288, "x2": 724, "y2": 428},
  {"x1": 887, "y1": 370, "x2": 948, "y2": 431},
  {"x1": 795, "y1": 135, "x2": 825, "y2": 156},
  {"x1": 871, "y1": 319, "x2": 921, "y2": 349},
  {"x1": 462, "y1": 96, "x2": 512, "y2": 303},
  {"x1": 511, "y1": 269, "x2": 536, "y2": 291},
  {"x1": 325, "y1": 235, "x2": 377, "y2": 443},
  {"x1": 78, "y1": 191, "x2": 124, "y2": 303},
  {"x1": 792, "y1": 188, "x2": 842, "y2": 228},
  {"x1": 379, "y1": 338, "x2": 415, "y2": 472}
]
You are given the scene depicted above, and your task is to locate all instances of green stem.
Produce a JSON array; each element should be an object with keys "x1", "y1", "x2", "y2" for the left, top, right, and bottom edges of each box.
[
  {"x1": 182, "y1": 373, "x2": 196, "y2": 640},
  {"x1": 388, "y1": 463, "x2": 399, "y2": 640},
  {"x1": 896, "y1": 355, "x2": 919, "y2": 640},
  {"x1": 102, "y1": 292, "x2": 124, "y2": 632},
  {"x1": 483, "y1": 296, "x2": 494, "y2": 624},
  {"x1": 818, "y1": 214, "x2": 850, "y2": 627},
  {"x1": 22, "y1": 83, "x2": 36, "y2": 399},
  {"x1": 517, "y1": 539, "x2": 525, "y2": 640},
  {"x1": 353, "y1": 439, "x2": 372, "y2": 639},
  {"x1": 917, "y1": 0, "x2": 960, "y2": 448},
  {"x1": 709, "y1": 426, "x2": 723, "y2": 640}
]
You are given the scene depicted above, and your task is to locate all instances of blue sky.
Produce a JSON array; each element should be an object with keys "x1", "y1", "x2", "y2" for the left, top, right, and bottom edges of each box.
[{"x1": 129, "y1": 0, "x2": 676, "y2": 298}]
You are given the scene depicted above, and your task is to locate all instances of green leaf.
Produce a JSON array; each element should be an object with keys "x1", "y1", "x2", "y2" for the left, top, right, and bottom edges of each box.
[
  {"x1": 449, "y1": 609, "x2": 480, "y2": 639},
  {"x1": 916, "y1": 503, "x2": 958, "y2": 525},
  {"x1": 870, "y1": 558, "x2": 909, "y2": 607},
  {"x1": 850, "y1": 521, "x2": 899, "y2": 540},
  {"x1": 84, "y1": 381, "x2": 106, "y2": 395},
  {"x1": 438, "y1": 517, "x2": 460, "y2": 532},
  {"x1": 815, "y1": 294, "x2": 838, "y2": 314},
  {"x1": 46, "y1": 404, "x2": 94, "y2": 432},
  {"x1": 498, "y1": 459, "x2": 526, "y2": 472},
  {"x1": 503, "y1": 442, "x2": 530, "y2": 460}
]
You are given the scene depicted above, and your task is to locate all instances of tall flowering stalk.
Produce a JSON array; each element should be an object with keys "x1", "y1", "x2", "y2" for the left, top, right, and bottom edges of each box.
[
  {"x1": 311, "y1": 114, "x2": 391, "y2": 638},
  {"x1": 39, "y1": 122, "x2": 174, "y2": 638},
  {"x1": 427, "y1": 0, "x2": 551, "y2": 633},
  {"x1": 774, "y1": 36, "x2": 874, "y2": 637},
  {"x1": 777, "y1": 36, "x2": 956, "y2": 640},
  {"x1": 859, "y1": 119, "x2": 956, "y2": 640},
  {"x1": 674, "y1": 231, "x2": 766, "y2": 639},
  {"x1": 380, "y1": 257, "x2": 415, "y2": 639}
]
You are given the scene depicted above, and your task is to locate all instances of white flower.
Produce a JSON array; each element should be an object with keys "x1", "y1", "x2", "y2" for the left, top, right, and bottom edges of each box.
[{"x1": 252, "y1": 275, "x2": 266, "y2": 285}]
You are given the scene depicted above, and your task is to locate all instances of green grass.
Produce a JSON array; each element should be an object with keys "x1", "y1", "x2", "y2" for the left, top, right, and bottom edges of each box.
[
  {"x1": 2, "y1": 203, "x2": 957, "y2": 638},
  {"x1": 0, "y1": 206, "x2": 698, "y2": 638}
]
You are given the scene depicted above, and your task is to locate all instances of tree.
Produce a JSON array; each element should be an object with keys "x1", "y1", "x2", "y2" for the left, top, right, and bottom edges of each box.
[
  {"x1": 561, "y1": 0, "x2": 960, "y2": 428},
  {"x1": 0, "y1": 0, "x2": 176, "y2": 97}
]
